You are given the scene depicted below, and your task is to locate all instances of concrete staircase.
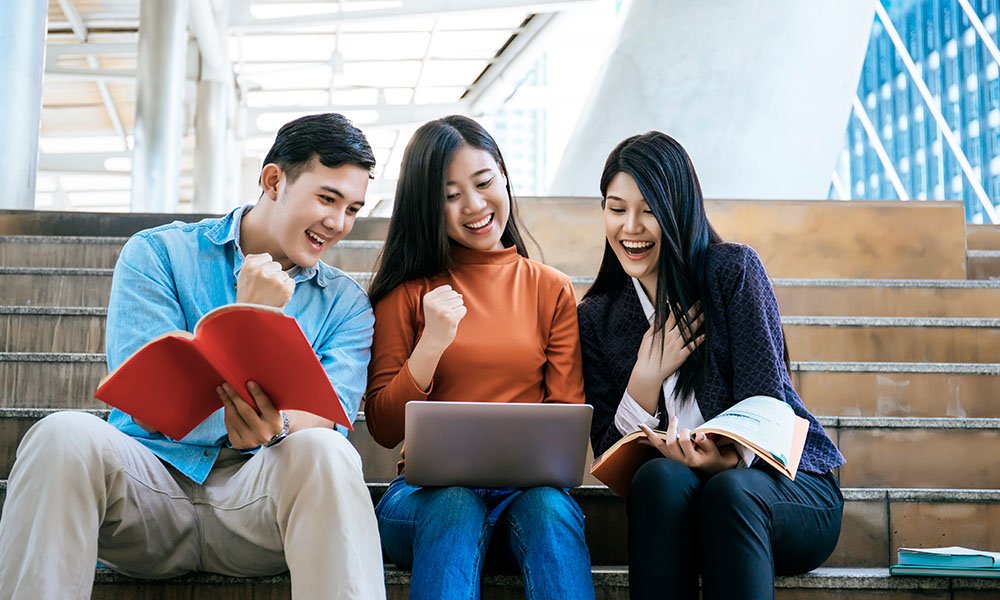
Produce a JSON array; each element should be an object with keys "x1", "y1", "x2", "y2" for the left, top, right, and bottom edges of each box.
[{"x1": 1, "y1": 200, "x2": 999, "y2": 598}]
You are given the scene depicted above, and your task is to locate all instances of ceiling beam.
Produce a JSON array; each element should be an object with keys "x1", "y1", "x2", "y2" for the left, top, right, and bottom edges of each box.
[
  {"x1": 54, "y1": 0, "x2": 130, "y2": 151},
  {"x1": 229, "y1": 0, "x2": 591, "y2": 32},
  {"x1": 244, "y1": 102, "x2": 468, "y2": 137},
  {"x1": 463, "y1": 11, "x2": 556, "y2": 114}
]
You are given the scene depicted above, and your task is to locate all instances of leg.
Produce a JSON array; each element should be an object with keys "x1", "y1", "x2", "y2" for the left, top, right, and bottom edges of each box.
[
  {"x1": 497, "y1": 487, "x2": 594, "y2": 600},
  {"x1": 197, "y1": 428, "x2": 386, "y2": 600},
  {"x1": 697, "y1": 466, "x2": 844, "y2": 600},
  {"x1": 376, "y1": 480, "x2": 490, "y2": 600},
  {"x1": 626, "y1": 458, "x2": 702, "y2": 600},
  {"x1": 0, "y1": 412, "x2": 201, "y2": 600}
]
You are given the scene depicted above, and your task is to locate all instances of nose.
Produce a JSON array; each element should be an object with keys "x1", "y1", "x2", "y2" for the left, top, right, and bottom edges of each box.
[
  {"x1": 623, "y1": 210, "x2": 644, "y2": 234},
  {"x1": 463, "y1": 190, "x2": 488, "y2": 213},
  {"x1": 322, "y1": 207, "x2": 346, "y2": 234}
]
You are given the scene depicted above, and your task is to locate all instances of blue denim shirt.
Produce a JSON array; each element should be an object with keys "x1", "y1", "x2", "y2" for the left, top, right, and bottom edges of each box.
[{"x1": 105, "y1": 205, "x2": 375, "y2": 483}]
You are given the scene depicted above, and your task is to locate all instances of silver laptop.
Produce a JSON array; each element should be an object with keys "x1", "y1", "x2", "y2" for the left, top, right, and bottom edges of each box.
[{"x1": 404, "y1": 402, "x2": 593, "y2": 488}]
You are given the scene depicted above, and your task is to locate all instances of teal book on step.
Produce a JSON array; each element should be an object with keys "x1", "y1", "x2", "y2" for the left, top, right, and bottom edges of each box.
[{"x1": 891, "y1": 546, "x2": 1000, "y2": 578}]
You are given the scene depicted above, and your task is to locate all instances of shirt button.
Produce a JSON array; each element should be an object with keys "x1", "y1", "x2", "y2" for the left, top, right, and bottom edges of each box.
[{"x1": 204, "y1": 450, "x2": 211, "y2": 456}]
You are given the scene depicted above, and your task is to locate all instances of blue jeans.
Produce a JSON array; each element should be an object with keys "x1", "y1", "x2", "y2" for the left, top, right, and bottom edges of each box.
[{"x1": 376, "y1": 476, "x2": 595, "y2": 600}]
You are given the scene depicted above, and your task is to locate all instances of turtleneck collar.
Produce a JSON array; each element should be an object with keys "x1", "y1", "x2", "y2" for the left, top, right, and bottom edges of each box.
[{"x1": 449, "y1": 242, "x2": 520, "y2": 265}]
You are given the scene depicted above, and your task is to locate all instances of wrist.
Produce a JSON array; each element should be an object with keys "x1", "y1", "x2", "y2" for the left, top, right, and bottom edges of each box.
[{"x1": 264, "y1": 411, "x2": 290, "y2": 448}]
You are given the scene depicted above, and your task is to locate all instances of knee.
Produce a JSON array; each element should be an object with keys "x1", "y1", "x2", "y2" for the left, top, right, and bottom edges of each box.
[
  {"x1": 698, "y1": 469, "x2": 765, "y2": 526},
  {"x1": 272, "y1": 427, "x2": 363, "y2": 482},
  {"x1": 416, "y1": 487, "x2": 487, "y2": 529},
  {"x1": 19, "y1": 411, "x2": 109, "y2": 461},
  {"x1": 629, "y1": 458, "x2": 700, "y2": 511},
  {"x1": 507, "y1": 487, "x2": 583, "y2": 532}
]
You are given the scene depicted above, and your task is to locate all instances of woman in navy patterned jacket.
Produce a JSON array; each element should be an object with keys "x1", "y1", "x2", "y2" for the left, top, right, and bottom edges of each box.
[{"x1": 577, "y1": 131, "x2": 845, "y2": 600}]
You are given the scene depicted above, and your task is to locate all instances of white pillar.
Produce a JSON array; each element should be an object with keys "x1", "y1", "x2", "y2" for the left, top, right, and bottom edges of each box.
[
  {"x1": 549, "y1": 0, "x2": 876, "y2": 200},
  {"x1": 192, "y1": 0, "x2": 232, "y2": 214},
  {"x1": 131, "y1": 0, "x2": 190, "y2": 213},
  {"x1": 0, "y1": 0, "x2": 47, "y2": 210}
]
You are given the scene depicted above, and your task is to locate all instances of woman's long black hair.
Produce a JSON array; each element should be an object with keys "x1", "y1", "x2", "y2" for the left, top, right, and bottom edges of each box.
[
  {"x1": 368, "y1": 115, "x2": 530, "y2": 306},
  {"x1": 584, "y1": 132, "x2": 722, "y2": 402}
]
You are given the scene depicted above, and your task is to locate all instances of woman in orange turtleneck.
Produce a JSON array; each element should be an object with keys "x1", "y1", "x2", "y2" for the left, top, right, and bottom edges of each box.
[{"x1": 365, "y1": 116, "x2": 594, "y2": 600}]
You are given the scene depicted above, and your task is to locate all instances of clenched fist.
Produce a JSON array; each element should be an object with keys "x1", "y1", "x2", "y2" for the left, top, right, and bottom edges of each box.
[
  {"x1": 236, "y1": 253, "x2": 296, "y2": 308},
  {"x1": 420, "y1": 285, "x2": 467, "y2": 353}
]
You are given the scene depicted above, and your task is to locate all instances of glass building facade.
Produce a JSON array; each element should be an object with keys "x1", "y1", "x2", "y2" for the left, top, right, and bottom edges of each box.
[{"x1": 837, "y1": 0, "x2": 1000, "y2": 222}]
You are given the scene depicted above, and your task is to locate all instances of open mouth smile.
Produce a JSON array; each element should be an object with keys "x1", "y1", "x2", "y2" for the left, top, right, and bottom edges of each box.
[
  {"x1": 620, "y1": 240, "x2": 655, "y2": 258},
  {"x1": 464, "y1": 214, "x2": 494, "y2": 232},
  {"x1": 305, "y1": 230, "x2": 328, "y2": 249}
]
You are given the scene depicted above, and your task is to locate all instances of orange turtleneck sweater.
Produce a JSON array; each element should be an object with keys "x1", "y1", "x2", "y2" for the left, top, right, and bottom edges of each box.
[{"x1": 365, "y1": 244, "x2": 585, "y2": 450}]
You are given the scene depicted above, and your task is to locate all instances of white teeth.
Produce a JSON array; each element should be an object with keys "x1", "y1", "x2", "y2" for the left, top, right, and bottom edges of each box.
[
  {"x1": 622, "y1": 241, "x2": 653, "y2": 249},
  {"x1": 465, "y1": 215, "x2": 492, "y2": 229},
  {"x1": 306, "y1": 231, "x2": 325, "y2": 245}
]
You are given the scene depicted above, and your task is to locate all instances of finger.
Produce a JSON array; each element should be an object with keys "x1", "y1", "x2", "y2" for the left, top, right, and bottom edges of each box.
[
  {"x1": 686, "y1": 334, "x2": 706, "y2": 352},
  {"x1": 677, "y1": 428, "x2": 698, "y2": 457},
  {"x1": 261, "y1": 261, "x2": 283, "y2": 276},
  {"x1": 638, "y1": 424, "x2": 664, "y2": 448},
  {"x1": 428, "y1": 285, "x2": 453, "y2": 297},
  {"x1": 219, "y1": 387, "x2": 250, "y2": 445},
  {"x1": 223, "y1": 383, "x2": 264, "y2": 423},
  {"x1": 664, "y1": 417, "x2": 678, "y2": 440},
  {"x1": 247, "y1": 381, "x2": 279, "y2": 419},
  {"x1": 686, "y1": 302, "x2": 702, "y2": 322}
]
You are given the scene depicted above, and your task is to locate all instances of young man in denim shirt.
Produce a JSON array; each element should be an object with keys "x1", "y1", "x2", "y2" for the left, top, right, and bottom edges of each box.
[{"x1": 0, "y1": 114, "x2": 386, "y2": 599}]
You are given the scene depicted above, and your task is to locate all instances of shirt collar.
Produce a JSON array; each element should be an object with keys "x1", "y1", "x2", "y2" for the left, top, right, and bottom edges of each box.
[
  {"x1": 631, "y1": 277, "x2": 655, "y2": 323},
  {"x1": 204, "y1": 204, "x2": 325, "y2": 286}
]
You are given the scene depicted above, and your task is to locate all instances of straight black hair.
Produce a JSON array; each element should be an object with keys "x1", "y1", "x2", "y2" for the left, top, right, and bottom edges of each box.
[
  {"x1": 260, "y1": 113, "x2": 376, "y2": 184},
  {"x1": 585, "y1": 132, "x2": 722, "y2": 402},
  {"x1": 368, "y1": 115, "x2": 529, "y2": 306}
]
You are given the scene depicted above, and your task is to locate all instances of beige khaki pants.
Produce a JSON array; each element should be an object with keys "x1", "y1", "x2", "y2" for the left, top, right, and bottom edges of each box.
[{"x1": 0, "y1": 411, "x2": 385, "y2": 599}]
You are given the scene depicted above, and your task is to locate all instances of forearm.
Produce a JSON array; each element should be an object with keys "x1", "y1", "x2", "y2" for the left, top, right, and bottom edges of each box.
[
  {"x1": 285, "y1": 410, "x2": 335, "y2": 433},
  {"x1": 405, "y1": 335, "x2": 447, "y2": 392},
  {"x1": 625, "y1": 369, "x2": 661, "y2": 416}
]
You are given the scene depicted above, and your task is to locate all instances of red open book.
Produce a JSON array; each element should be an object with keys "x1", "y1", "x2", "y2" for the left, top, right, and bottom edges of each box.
[{"x1": 95, "y1": 304, "x2": 353, "y2": 441}]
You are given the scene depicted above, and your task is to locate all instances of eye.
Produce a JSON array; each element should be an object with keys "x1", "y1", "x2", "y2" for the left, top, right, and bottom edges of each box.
[
  {"x1": 606, "y1": 206, "x2": 625, "y2": 214},
  {"x1": 347, "y1": 205, "x2": 361, "y2": 215},
  {"x1": 446, "y1": 192, "x2": 460, "y2": 201},
  {"x1": 319, "y1": 195, "x2": 335, "y2": 204},
  {"x1": 476, "y1": 177, "x2": 494, "y2": 189},
  {"x1": 643, "y1": 209, "x2": 654, "y2": 215}
]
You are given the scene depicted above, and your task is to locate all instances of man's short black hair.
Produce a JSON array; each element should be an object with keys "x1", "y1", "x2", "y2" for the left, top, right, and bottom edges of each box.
[{"x1": 260, "y1": 113, "x2": 376, "y2": 184}]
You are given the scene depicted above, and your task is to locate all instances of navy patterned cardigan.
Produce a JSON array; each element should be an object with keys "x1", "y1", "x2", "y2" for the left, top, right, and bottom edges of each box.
[{"x1": 577, "y1": 242, "x2": 845, "y2": 475}]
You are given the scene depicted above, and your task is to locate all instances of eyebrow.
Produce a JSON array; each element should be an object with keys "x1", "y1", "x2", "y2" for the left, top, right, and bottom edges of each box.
[
  {"x1": 446, "y1": 168, "x2": 493, "y2": 185},
  {"x1": 605, "y1": 194, "x2": 645, "y2": 203}
]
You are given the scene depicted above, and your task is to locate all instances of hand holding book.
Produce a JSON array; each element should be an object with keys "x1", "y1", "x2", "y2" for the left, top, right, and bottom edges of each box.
[{"x1": 636, "y1": 419, "x2": 740, "y2": 476}]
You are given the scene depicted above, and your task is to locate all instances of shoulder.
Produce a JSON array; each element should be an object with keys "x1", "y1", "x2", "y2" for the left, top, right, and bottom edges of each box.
[
  {"x1": 518, "y1": 255, "x2": 573, "y2": 290},
  {"x1": 705, "y1": 242, "x2": 768, "y2": 289},
  {"x1": 124, "y1": 216, "x2": 224, "y2": 262},
  {"x1": 577, "y1": 279, "x2": 625, "y2": 331}
]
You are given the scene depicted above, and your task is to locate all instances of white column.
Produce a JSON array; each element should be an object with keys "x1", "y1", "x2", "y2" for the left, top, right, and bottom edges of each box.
[
  {"x1": 0, "y1": 0, "x2": 47, "y2": 209},
  {"x1": 549, "y1": 0, "x2": 876, "y2": 200},
  {"x1": 131, "y1": 0, "x2": 190, "y2": 213},
  {"x1": 192, "y1": 0, "x2": 232, "y2": 214}
]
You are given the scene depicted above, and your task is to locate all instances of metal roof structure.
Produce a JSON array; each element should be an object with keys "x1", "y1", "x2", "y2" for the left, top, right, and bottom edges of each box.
[{"x1": 37, "y1": 0, "x2": 601, "y2": 213}]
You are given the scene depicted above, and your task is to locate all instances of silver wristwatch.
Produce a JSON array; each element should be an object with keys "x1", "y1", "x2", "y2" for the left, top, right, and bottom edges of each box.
[{"x1": 264, "y1": 411, "x2": 289, "y2": 448}]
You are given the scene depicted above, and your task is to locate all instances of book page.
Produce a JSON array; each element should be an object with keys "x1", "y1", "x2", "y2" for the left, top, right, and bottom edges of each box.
[{"x1": 695, "y1": 396, "x2": 796, "y2": 468}]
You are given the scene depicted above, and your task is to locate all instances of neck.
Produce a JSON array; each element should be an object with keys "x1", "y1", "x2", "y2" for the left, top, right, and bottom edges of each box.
[
  {"x1": 240, "y1": 201, "x2": 293, "y2": 270},
  {"x1": 637, "y1": 273, "x2": 656, "y2": 302}
]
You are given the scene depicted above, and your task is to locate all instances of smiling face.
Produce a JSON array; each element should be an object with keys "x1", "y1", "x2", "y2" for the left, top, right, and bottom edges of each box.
[
  {"x1": 604, "y1": 171, "x2": 662, "y2": 296},
  {"x1": 263, "y1": 159, "x2": 370, "y2": 269},
  {"x1": 443, "y1": 144, "x2": 510, "y2": 251}
]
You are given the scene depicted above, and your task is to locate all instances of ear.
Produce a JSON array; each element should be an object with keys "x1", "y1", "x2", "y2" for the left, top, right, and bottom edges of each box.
[{"x1": 259, "y1": 163, "x2": 283, "y2": 201}]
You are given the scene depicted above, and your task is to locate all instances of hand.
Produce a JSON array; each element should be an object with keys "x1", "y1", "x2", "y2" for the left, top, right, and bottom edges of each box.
[
  {"x1": 639, "y1": 420, "x2": 739, "y2": 475},
  {"x1": 627, "y1": 305, "x2": 705, "y2": 414},
  {"x1": 217, "y1": 381, "x2": 285, "y2": 450},
  {"x1": 419, "y1": 285, "x2": 467, "y2": 353},
  {"x1": 236, "y1": 253, "x2": 295, "y2": 308}
]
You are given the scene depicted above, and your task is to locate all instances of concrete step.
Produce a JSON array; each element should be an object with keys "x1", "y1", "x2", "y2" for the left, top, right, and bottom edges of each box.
[
  {"x1": 0, "y1": 235, "x2": 383, "y2": 272},
  {"x1": 793, "y1": 362, "x2": 1000, "y2": 418},
  {"x1": 0, "y1": 268, "x2": 112, "y2": 307},
  {"x1": 772, "y1": 279, "x2": 1000, "y2": 318},
  {"x1": 0, "y1": 307, "x2": 106, "y2": 353},
  {"x1": 968, "y1": 250, "x2": 1000, "y2": 280},
  {"x1": 0, "y1": 353, "x2": 106, "y2": 408},
  {"x1": 0, "y1": 267, "x2": 372, "y2": 307},
  {"x1": 966, "y1": 223, "x2": 1000, "y2": 250},
  {"x1": 783, "y1": 317, "x2": 1000, "y2": 363},
  {"x1": 0, "y1": 209, "x2": 389, "y2": 240},
  {"x1": 0, "y1": 475, "x2": 997, "y2": 575},
  {"x1": 1, "y1": 408, "x2": 999, "y2": 490},
  {"x1": 518, "y1": 198, "x2": 969, "y2": 280}
]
